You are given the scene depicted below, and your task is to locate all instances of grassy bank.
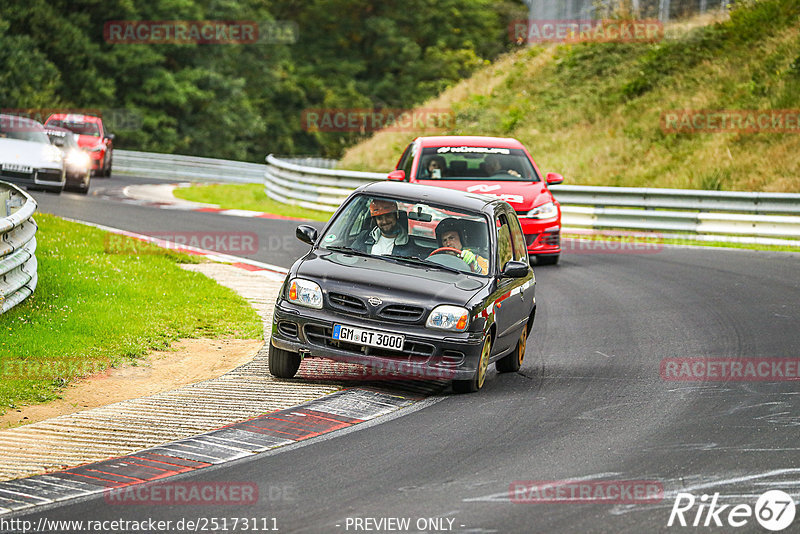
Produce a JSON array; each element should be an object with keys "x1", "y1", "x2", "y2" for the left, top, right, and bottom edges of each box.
[
  {"x1": 173, "y1": 183, "x2": 333, "y2": 222},
  {"x1": 339, "y1": 1, "x2": 800, "y2": 192},
  {"x1": 0, "y1": 214, "x2": 263, "y2": 413}
]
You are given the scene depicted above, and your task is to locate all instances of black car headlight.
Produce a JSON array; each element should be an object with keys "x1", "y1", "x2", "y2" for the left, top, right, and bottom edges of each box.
[
  {"x1": 426, "y1": 305, "x2": 469, "y2": 332},
  {"x1": 287, "y1": 278, "x2": 323, "y2": 309}
]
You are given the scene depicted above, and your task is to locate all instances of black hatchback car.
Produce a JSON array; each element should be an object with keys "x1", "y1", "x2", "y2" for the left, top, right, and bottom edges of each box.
[{"x1": 269, "y1": 181, "x2": 536, "y2": 392}]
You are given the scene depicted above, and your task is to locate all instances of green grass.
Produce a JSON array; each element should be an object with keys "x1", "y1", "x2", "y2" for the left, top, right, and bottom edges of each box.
[
  {"x1": 0, "y1": 214, "x2": 263, "y2": 414},
  {"x1": 173, "y1": 183, "x2": 333, "y2": 222},
  {"x1": 339, "y1": 0, "x2": 800, "y2": 193}
]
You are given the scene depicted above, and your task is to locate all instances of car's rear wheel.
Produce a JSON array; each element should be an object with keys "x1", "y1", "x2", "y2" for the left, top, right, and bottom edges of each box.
[
  {"x1": 496, "y1": 326, "x2": 527, "y2": 373},
  {"x1": 536, "y1": 254, "x2": 559, "y2": 265},
  {"x1": 453, "y1": 335, "x2": 491, "y2": 393},
  {"x1": 268, "y1": 343, "x2": 301, "y2": 378}
]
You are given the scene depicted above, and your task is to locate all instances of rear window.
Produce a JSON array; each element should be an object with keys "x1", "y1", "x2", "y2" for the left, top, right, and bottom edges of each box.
[{"x1": 416, "y1": 146, "x2": 540, "y2": 182}]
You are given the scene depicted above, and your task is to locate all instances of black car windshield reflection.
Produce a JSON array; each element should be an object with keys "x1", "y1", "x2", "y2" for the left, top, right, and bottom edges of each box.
[{"x1": 321, "y1": 195, "x2": 492, "y2": 276}]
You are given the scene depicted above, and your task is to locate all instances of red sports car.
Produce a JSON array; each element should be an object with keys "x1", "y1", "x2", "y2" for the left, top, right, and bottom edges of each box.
[
  {"x1": 388, "y1": 136, "x2": 564, "y2": 264},
  {"x1": 44, "y1": 113, "x2": 114, "y2": 177}
]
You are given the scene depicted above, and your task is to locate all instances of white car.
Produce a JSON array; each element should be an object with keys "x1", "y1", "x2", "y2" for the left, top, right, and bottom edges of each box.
[{"x1": 0, "y1": 114, "x2": 65, "y2": 194}]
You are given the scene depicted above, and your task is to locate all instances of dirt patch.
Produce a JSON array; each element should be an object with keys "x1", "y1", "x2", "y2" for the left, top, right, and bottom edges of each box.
[{"x1": 0, "y1": 338, "x2": 262, "y2": 428}]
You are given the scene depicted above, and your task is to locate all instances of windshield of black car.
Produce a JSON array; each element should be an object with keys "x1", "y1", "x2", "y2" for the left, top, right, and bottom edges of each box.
[
  {"x1": 0, "y1": 117, "x2": 51, "y2": 144},
  {"x1": 415, "y1": 146, "x2": 540, "y2": 181},
  {"x1": 320, "y1": 194, "x2": 492, "y2": 276},
  {"x1": 47, "y1": 120, "x2": 101, "y2": 137}
]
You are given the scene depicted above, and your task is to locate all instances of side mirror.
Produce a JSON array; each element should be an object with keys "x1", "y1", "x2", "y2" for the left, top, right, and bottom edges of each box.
[
  {"x1": 546, "y1": 172, "x2": 564, "y2": 185},
  {"x1": 387, "y1": 170, "x2": 406, "y2": 181},
  {"x1": 500, "y1": 260, "x2": 529, "y2": 279},
  {"x1": 296, "y1": 225, "x2": 318, "y2": 245}
]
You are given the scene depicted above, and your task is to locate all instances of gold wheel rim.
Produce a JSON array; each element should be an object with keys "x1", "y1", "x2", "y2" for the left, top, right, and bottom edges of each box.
[
  {"x1": 476, "y1": 337, "x2": 491, "y2": 388},
  {"x1": 518, "y1": 328, "x2": 528, "y2": 366}
]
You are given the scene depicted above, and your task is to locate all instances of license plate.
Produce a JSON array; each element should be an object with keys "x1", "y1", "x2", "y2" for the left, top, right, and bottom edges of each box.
[
  {"x1": 2, "y1": 163, "x2": 33, "y2": 173},
  {"x1": 332, "y1": 324, "x2": 404, "y2": 351}
]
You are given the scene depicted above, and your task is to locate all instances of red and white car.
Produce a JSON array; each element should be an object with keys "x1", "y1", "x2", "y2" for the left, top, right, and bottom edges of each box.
[
  {"x1": 44, "y1": 113, "x2": 114, "y2": 177},
  {"x1": 388, "y1": 136, "x2": 564, "y2": 264}
]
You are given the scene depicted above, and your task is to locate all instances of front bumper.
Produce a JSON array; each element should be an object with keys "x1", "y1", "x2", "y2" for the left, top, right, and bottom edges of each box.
[
  {"x1": 271, "y1": 300, "x2": 485, "y2": 381},
  {"x1": 0, "y1": 168, "x2": 65, "y2": 192},
  {"x1": 87, "y1": 150, "x2": 105, "y2": 171},
  {"x1": 518, "y1": 217, "x2": 561, "y2": 255}
]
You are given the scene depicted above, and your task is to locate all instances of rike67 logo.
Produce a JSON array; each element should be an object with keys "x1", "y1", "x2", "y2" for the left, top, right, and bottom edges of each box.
[{"x1": 668, "y1": 490, "x2": 796, "y2": 531}]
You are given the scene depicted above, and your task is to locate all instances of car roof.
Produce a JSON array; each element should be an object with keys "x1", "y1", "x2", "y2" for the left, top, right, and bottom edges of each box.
[
  {"x1": 416, "y1": 136, "x2": 525, "y2": 149},
  {"x1": 47, "y1": 113, "x2": 102, "y2": 123},
  {"x1": 357, "y1": 181, "x2": 505, "y2": 213}
]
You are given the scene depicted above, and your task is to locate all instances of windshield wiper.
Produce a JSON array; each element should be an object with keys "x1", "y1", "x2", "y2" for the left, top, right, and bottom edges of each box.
[
  {"x1": 324, "y1": 246, "x2": 373, "y2": 258},
  {"x1": 392, "y1": 255, "x2": 463, "y2": 274}
]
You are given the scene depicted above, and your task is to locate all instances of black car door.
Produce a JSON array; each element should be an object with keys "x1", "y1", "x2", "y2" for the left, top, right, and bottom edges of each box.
[{"x1": 489, "y1": 209, "x2": 530, "y2": 355}]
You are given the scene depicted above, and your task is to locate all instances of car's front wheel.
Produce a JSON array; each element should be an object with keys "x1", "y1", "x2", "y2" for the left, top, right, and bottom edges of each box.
[
  {"x1": 453, "y1": 335, "x2": 491, "y2": 393},
  {"x1": 496, "y1": 326, "x2": 527, "y2": 373},
  {"x1": 268, "y1": 343, "x2": 301, "y2": 378}
]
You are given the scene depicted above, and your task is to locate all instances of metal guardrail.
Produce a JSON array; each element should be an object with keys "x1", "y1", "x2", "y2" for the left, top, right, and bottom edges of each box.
[
  {"x1": 115, "y1": 150, "x2": 267, "y2": 183},
  {"x1": 0, "y1": 181, "x2": 38, "y2": 315},
  {"x1": 263, "y1": 155, "x2": 800, "y2": 239},
  {"x1": 264, "y1": 154, "x2": 383, "y2": 212}
]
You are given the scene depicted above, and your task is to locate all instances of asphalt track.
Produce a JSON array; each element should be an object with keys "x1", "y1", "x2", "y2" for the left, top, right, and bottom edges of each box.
[{"x1": 12, "y1": 176, "x2": 800, "y2": 533}]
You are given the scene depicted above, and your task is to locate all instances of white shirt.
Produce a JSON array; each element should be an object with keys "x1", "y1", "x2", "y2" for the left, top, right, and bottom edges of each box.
[{"x1": 371, "y1": 233, "x2": 397, "y2": 255}]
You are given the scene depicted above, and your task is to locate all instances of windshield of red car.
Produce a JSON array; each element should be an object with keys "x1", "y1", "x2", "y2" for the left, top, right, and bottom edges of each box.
[
  {"x1": 47, "y1": 120, "x2": 101, "y2": 137},
  {"x1": 415, "y1": 147, "x2": 540, "y2": 182}
]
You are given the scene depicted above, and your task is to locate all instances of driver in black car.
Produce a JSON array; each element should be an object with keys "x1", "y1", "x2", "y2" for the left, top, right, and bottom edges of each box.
[
  {"x1": 434, "y1": 219, "x2": 489, "y2": 274},
  {"x1": 353, "y1": 199, "x2": 421, "y2": 257}
]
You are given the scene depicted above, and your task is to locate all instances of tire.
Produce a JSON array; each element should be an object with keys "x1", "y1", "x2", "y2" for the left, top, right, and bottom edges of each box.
[
  {"x1": 453, "y1": 335, "x2": 492, "y2": 393},
  {"x1": 268, "y1": 343, "x2": 301, "y2": 378},
  {"x1": 496, "y1": 325, "x2": 528, "y2": 373},
  {"x1": 536, "y1": 254, "x2": 559, "y2": 265}
]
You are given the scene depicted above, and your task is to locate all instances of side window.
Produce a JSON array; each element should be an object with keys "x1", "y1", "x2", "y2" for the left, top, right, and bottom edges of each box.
[
  {"x1": 402, "y1": 142, "x2": 417, "y2": 180},
  {"x1": 496, "y1": 214, "x2": 513, "y2": 270},
  {"x1": 508, "y1": 213, "x2": 528, "y2": 262},
  {"x1": 396, "y1": 143, "x2": 412, "y2": 171}
]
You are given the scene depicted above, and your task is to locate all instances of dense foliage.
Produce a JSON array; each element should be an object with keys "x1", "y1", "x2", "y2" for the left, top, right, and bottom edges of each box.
[{"x1": 0, "y1": 0, "x2": 524, "y2": 160}]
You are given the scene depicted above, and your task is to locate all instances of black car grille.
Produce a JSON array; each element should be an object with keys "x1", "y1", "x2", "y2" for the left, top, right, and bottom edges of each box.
[
  {"x1": 36, "y1": 169, "x2": 63, "y2": 182},
  {"x1": 0, "y1": 170, "x2": 34, "y2": 181},
  {"x1": 304, "y1": 325, "x2": 435, "y2": 359},
  {"x1": 379, "y1": 304, "x2": 425, "y2": 322},
  {"x1": 328, "y1": 292, "x2": 367, "y2": 314}
]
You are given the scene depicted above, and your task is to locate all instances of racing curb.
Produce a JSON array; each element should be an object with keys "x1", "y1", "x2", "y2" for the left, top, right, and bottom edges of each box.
[
  {"x1": 0, "y1": 221, "x2": 444, "y2": 517},
  {"x1": 0, "y1": 388, "x2": 422, "y2": 516}
]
